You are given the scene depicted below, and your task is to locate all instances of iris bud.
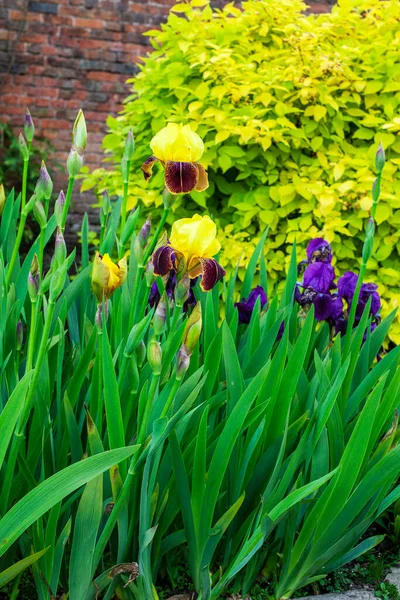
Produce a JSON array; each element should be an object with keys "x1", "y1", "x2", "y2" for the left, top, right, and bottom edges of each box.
[
  {"x1": 121, "y1": 209, "x2": 138, "y2": 247},
  {"x1": 49, "y1": 263, "x2": 68, "y2": 302},
  {"x1": 38, "y1": 161, "x2": 53, "y2": 201},
  {"x1": 19, "y1": 133, "x2": 29, "y2": 160},
  {"x1": 372, "y1": 177, "x2": 381, "y2": 205},
  {"x1": 176, "y1": 344, "x2": 190, "y2": 381},
  {"x1": 102, "y1": 190, "x2": 110, "y2": 218},
  {"x1": 28, "y1": 255, "x2": 40, "y2": 301},
  {"x1": 175, "y1": 272, "x2": 190, "y2": 307},
  {"x1": 134, "y1": 216, "x2": 151, "y2": 266},
  {"x1": 33, "y1": 199, "x2": 46, "y2": 228},
  {"x1": 147, "y1": 338, "x2": 162, "y2": 375},
  {"x1": 54, "y1": 190, "x2": 65, "y2": 228},
  {"x1": 24, "y1": 108, "x2": 35, "y2": 143},
  {"x1": 67, "y1": 148, "x2": 84, "y2": 178},
  {"x1": 23, "y1": 193, "x2": 37, "y2": 216},
  {"x1": 124, "y1": 129, "x2": 135, "y2": 161},
  {"x1": 145, "y1": 261, "x2": 155, "y2": 287},
  {"x1": 182, "y1": 302, "x2": 202, "y2": 353},
  {"x1": 362, "y1": 217, "x2": 375, "y2": 265},
  {"x1": 54, "y1": 227, "x2": 67, "y2": 267},
  {"x1": 121, "y1": 156, "x2": 129, "y2": 182},
  {"x1": 136, "y1": 339, "x2": 146, "y2": 367},
  {"x1": 72, "y1": 109, "x2": 87, "y2": 152},
  {"x1": 153, "y1": 294, "x2": 167, "y2": 336},
  {"x1": 375, "y1": 143, "x2": 385, "y2": 173}
]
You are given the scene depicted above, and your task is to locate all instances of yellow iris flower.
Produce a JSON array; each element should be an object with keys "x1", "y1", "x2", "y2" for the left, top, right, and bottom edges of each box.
[
  {"x1": 150, "y1": 123, "x2": 204, "y2": 163},
  {"x1": 91, "y1": 252, "x2": 127, "y2": 302},
  {"x1": 142, "y1": 123, "x2": 209, "y2": 195},
  {"x1": 170, "y1": 214, "x2": 221, "y2": 273},
  {"x1": 152, "y1": 214, "x2": 225, "y2": 292}
]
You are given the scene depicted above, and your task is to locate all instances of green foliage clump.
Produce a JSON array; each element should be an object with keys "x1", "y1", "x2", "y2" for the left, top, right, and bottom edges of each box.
[{"x1": 82, "y1": 0, "x2": 400, "y2": 343}]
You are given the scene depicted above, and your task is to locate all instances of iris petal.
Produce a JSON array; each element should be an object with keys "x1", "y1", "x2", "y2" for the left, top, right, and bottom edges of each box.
[
  {"x1": 153, "y1": 245, "x2": 175, "y2": 277},
  {"x1": 164, "y1": 161, "x2": 199, "y2": 195},
  {"x1": 141, "y1": 156, "x2": 159, "y2": 181},
  {"x1": 199, "y1": 258, "x2": 226, "y2": 292},
  {"x1": 194, "y1": 163, "x2": 209, "y2": 192}
]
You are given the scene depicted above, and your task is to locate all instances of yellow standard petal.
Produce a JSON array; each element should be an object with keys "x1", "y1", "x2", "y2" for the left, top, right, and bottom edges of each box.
[
  {"x1": 91, "y1": 252, "x2": 127, "y2": 302},
  {"x1": 170, "y1": 214, "x2": 221, "y2": 265},
  {"x1": 150, "y1": 123, "x2": 204, "y2": 163}
]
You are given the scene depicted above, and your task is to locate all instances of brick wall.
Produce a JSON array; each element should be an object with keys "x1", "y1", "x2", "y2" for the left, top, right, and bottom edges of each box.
[{"x1": 0, "y1": 0, "x2": 334, "y2": 242}]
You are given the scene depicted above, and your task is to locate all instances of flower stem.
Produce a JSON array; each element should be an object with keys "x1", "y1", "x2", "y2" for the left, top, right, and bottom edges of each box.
[
  {"x1": 26, "y1": 300, "x2": 37, "y2": 372},
  {"x1": 21, "y1": 157, "x2": 29, "y2": 212},
  {"x1": 19, "y1": 300, "x2": 56, "y2": 429},
  {"x1": 61, "y1": 176, "x2": 75, "y2": 232},
  {"x1": 6, "y1": 211, "x2": 28, "y2": 288}
]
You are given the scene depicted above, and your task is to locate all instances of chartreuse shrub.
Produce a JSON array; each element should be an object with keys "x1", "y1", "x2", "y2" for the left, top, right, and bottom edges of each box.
[
  {"x1": 82, "y1": 0, "x2": 400, "y2": 344},
  {"x1": 1, "y1": 111, "x2": 400, "y2": 600}
]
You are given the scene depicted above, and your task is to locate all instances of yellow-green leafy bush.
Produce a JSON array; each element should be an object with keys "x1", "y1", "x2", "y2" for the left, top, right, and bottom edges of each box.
[{"x1": 82, "y1": 0, "x2": 400, "y2": 342}]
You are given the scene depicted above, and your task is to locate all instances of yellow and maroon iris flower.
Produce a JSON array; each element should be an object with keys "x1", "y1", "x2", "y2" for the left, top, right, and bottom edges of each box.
[
  {"x1": 152, "y1": 214, "x2": 225, "y2": 292},
  {"x1": 141, "y1": 123, "x2": 209, "y2": 195},
  {"x1": 91, "y1": 252, "x2": 127, "y2": 302}
]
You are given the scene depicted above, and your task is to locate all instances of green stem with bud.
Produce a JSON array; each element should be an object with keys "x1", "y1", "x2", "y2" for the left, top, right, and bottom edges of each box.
[
  {"x1": 61, "y1": 176, "x2": 75, "y2": 232},
  {"x1": 143, "y1": 208, "x2": 169, "y2": 264}
]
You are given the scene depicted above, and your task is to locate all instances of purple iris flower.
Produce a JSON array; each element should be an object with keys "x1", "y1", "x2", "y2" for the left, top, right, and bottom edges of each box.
[
  {"x1": 338, "y1": 271, "x2": 380, "y2": 319},
  {"x1": 303, "y1": 262, "x2": 335, "y2": 294},
  {"x1": 235, "y1": 285, "x2": 267, "y2": 325},
  {"x1": 306, "y1": 238, "x2": 333, "y2": 264}
]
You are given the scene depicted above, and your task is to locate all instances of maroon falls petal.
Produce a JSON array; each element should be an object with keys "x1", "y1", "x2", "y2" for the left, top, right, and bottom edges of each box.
[
  {"x1": 152, "y1": 245, "x2": 175, "y2": 277},
  {"x1": 194, "y1": 163, "x2": 209, "y2": 192},
  {"x1": 141, "y1": 156, "x2": 159, "y2": 181},
  {"x1": 199, "y1": 258, "x2": 226, "y2": 292},
  {"x1": 164, "y1": 161, "x2": 199, "y2": 195}
]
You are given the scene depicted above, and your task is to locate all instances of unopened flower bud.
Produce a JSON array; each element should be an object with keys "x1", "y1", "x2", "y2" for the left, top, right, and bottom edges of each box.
[
  {"x1": 54, "y1": 190, "x2": 65, "y2": 228},
  {"x1": 16, "y1": 320, "x2": 23, "y2": 352},
  {"x1": 362, "y1": 217, "x2": 375, "y2": 265},
  {"x1": 372, "y1": 177, "x2": 381, "y2": 205},
  {"x1": 163, "y1": 188, "x2": 174, "y2": 210},
  {"x1": 121, "y1": 155, "x2": 129, "y2": 181},
  {"x1": 0, "y1": 184, "x2": 5, "y2": 216},
  {"x1": 147, "y1": 338, "x2": 162, "y2": 375},
  {"x1": 102, "y1": 190, "x2": 110, "y2": 217},
  {"x1": 33, "y1": 199, "x2": 46, "y2": 228},
  {"x1": 49, "y1": 263, "x2": 67, "y2": 302},
  {"x1": 124, "y1": 129, "x2": 135, "y2": 161},
  {"x1": 28, "y1": 254, "x2": 40, "y2": 301},
  {"x1": 376, "y1": 143, "x2": 385, "y2": 173},
  {"x1": 134, "y1": 216, "x2": 151, "y2": 265},
  {"x1": 175, "y1": 272, "x2": 190, "y2": 307},
  {"x1": 182, "y1": 302, "x2": 202, "y2": 353},
  {"x1": 136, "y1": 339, "x2": 146, "y2": 366},
  {"x1": 145, "y1": 260, "x2": 155, "y2": 287},
  {"x1": 95, "y1": 301, "x2": 109, "y2": 331},
  {"x1": 154, "y1": 294, "x2": 167, "y2": 336},
  {"x1": 176, "y1": 344, "x2": 190, "y2": 381},
  {"x1": 67, "y1": 148, "x2": 84, "y2": 178},
  {"x1": 38, "y1": 161, "x2": 53, "y2": 201},
  {"x1": 19, "y1": 133, "x2": 29, "y2": 160},
  {"x1": 72, "y1": 109, "x2": 87, "y2": 153},
  {"x1": 54, "y1": 227, "x2": 67, "y2": 266},
  {"x1": 23, "y1": 193, "x2": 37, "y2": 216},
  {"x1": 24, "y1": 108, "x2": 35, "y2": 143}
]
